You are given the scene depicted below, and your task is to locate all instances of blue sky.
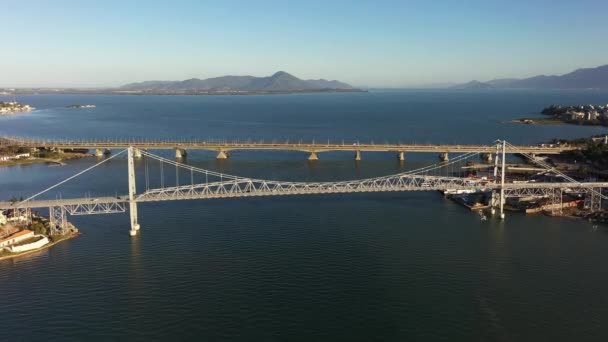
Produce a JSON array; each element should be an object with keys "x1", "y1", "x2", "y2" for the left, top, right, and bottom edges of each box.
[{"x1": 3, "y1": 0, "x2": 608, "y2": 87}]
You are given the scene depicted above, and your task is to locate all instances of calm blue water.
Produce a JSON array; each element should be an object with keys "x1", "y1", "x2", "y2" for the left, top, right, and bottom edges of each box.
[
  {"x1": 1, "y1": 89, "x2": 607, "y2": 144},
  {"x1": 1, "y1": 90, "x2": 608, "y2": 341}
]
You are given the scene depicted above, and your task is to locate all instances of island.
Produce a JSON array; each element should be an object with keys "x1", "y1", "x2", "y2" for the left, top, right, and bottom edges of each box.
[
  {"x1": 0, "y1": 71, "x2": 365, "y2": 95},
  {"x1": 66, "y1": 104, "x2": 96, "y2": 108},
  {"x1": 0, "y1": 101, "x2": 34, "y2": 115}
]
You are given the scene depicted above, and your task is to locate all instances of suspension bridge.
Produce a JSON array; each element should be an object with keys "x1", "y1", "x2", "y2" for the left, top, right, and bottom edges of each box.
[
  {"x1": 0, "y1": 136, "x2": 576, "y2": 160},
  {"x1": 0, "y1": 140, "x2": 605, "y2": 237}
]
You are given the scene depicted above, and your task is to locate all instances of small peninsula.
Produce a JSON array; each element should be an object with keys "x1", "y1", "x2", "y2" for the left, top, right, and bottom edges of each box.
[
  {"x1": 514, "y1": 104, "x2": 608, "y2": 126},
  {"x1": 0, "y1": 140, "x2": 91, "y2": 167},
  {"x1": 0, "y1": 210, "x2": 79, "y2": 261}
]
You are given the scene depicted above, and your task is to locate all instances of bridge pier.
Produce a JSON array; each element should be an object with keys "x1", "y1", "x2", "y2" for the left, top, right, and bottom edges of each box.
[
  {"x1": 175, "y1": 148, "x2": 187, "y2": 159},
  {"x1": 398, "y1": 151, "x2": 405, "y2": 161},
  {"x1": 216, "y1": 150, "x2": 229, "y2": 159},
  {"x1": 308, "y1": 151, "x2": 319, "y2": 161},
  {"x1": 95, "y1": 148, "x2": 110, "y2": 157},
  {"x1": 134, "y1": 148, "x2": 142, "y2": 158},
  {"x1": 481, "y1": 153, "x2": 493, "y2": 162},
  {"x1": 355, "y1": 150, "x2": 361, "y2": 161},
  {"x1": 439, "y1": 152, "x2": 449, "y2": 162}
]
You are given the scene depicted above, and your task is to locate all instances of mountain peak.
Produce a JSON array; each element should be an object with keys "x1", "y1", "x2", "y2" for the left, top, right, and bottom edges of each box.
[
  {"x1": 453, "y1": 64, "x2": 608, "y2": 89},
  {"x1": 271, "y1": 71, "x2": 295, "y2": 78}
]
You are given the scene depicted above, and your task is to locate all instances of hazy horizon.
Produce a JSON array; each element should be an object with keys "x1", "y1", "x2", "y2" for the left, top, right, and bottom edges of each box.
[{"x1": 3, "y1": 0, "x2": 608, "y2": 88}]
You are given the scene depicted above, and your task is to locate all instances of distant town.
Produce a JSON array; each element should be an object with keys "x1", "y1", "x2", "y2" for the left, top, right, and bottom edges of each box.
[{"x1": 515, "y1": 103, "x2": 608, "y2": 126}]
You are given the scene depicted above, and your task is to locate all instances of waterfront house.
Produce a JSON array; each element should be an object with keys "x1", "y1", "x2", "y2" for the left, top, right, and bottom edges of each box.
[
  {"x1": 585, "y1": 111, "x2": 599, "y2": 121},
  {"x1": 0, "y1": 229, "x2": 34, "y2": 248},
  {"x1": 0, "y1": 153, "x2": 30, "y2": 161},
  {"x1": 569, "y1": 111, "x2": 585, "y2": 120}
]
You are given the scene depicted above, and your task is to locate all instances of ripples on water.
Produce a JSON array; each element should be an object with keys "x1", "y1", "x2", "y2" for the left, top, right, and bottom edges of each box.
[{"x1": 2, "y1": 92, "x2": 608, "y2": 340}]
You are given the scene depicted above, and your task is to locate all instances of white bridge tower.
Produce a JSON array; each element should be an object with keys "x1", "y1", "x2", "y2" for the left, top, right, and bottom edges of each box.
[{"x1": 128, "y1": 146, "x2": 140, "y2": 236}]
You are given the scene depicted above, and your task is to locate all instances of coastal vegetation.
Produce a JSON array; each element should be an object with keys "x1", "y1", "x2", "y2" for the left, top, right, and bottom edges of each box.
[{"x1": 557, "y1": 138, "x2": 608, "y2": 169}]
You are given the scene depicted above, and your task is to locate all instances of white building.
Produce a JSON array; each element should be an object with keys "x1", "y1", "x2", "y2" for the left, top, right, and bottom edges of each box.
[
  {"x1": 0, "y1": 212, "x2": 6, "y2": 225},
  {"x1": 0, "y1": 229, "x2": 34, "y2": 248}
]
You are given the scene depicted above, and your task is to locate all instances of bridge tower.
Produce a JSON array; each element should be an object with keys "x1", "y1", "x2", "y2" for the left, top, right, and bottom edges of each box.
[
  {"x1": 490, "y1": 140, "x2": 506, "y2": 219},
  {"x1": 128, "y1": 147, "x2": 140, "y2": 236},
  {"x1": 499, "y1": 140, "x2": 506, "y2": 219}
]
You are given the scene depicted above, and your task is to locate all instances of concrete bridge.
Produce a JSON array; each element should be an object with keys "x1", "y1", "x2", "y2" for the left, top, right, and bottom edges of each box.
[{"x1": 1, "y1": 136, "x2": 577, "y2": 160}]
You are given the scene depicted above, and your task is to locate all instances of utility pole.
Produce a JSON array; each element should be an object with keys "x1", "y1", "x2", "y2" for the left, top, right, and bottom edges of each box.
[{"x1": 128, "y1": 146, "x2": 140, "y2": 236}]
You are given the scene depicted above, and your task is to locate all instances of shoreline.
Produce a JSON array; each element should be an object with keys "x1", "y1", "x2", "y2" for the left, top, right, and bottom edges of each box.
[
  {"x1": 511, "y1": 117, "x2": 608, "y2": 127},
  {"x1": 0, "y1": 89, "x2": 367, "y2": 96},
  {"x1": 0, "y1": 153, "x2": 92, "y2": 168},
  {"x1": 0, "y1": 232, "x2": 80, "y2": 262}
]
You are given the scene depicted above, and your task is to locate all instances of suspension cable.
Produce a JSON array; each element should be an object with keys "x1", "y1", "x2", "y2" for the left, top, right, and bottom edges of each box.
[
  {"x1": 138, "y1": 148, "x2": 484, "y2": 190},
  {"x1": 16, "y1": 149, "x2": 127, "y2": 205},
  {"x1": 503, "y1": 140, "x2": 607, "y2": 199}
]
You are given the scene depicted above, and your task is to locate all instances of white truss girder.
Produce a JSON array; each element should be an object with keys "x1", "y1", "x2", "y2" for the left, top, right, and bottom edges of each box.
[
  {"x1": 63, "y1": 202, "x2": 127, "y2": 215},
  {"x1": 135, "y1": 174, "x2": 487, "y2": 202}
]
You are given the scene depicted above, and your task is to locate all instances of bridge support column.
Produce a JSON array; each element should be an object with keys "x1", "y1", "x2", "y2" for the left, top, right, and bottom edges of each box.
[
  {"x1": 95, "y1": 148, "x2": 104, "y2": 157},
  {"x1": 128, "y1": 146, "x2": 140, "y2": 236},
  {"x1": 481, "y1": 153, "x2": 493, "y2": 162},
  {"x1": 398, "y1": 151, "x2": 405, "y2": 161},
  {"x1": 216, "y1": 150, "x2": 229, "y2": 159},
  {"x1": 499, "y1": 140, "x2": 506, "y2": 219},
  {"x1": 175, "y1": 148, "x2": 187, "y2": 159},
  {"x1": 134, "y1": 148, "x2": 142, "y2": 158},
  {"x1": 355, "y1": 150, "x2": 361, "y2": 161},
  {"x1": 439, "y1": 152, "x2": 449, "y2": 162},
  {"x1": 308, "y1": 151, "x2": 319, "y2": 161},
  {"x1": 490, "y1": 190, "x2": 500, "y2": 215}
]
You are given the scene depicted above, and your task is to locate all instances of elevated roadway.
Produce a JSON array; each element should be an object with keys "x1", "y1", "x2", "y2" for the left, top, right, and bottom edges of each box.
[{"x1": 1, "y1": 137, "x2": 577, "y2": 160}]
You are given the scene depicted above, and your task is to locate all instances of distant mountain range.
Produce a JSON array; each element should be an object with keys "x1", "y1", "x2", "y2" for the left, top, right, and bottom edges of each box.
[
  {"x1": 452, "y1": 64, "x2": 608, "y2": 89},
  {"x1": 120, "y1": 71, "x2": 357, "y2": 93}
]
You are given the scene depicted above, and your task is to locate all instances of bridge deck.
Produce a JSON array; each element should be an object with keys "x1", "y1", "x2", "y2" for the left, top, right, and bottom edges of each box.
[
  {"x1": 1, "y1": 138, "x2": 574, "y2": 154},
  {"x1": 2, "y1": 182, "x2": 607, "y2": 210}
]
